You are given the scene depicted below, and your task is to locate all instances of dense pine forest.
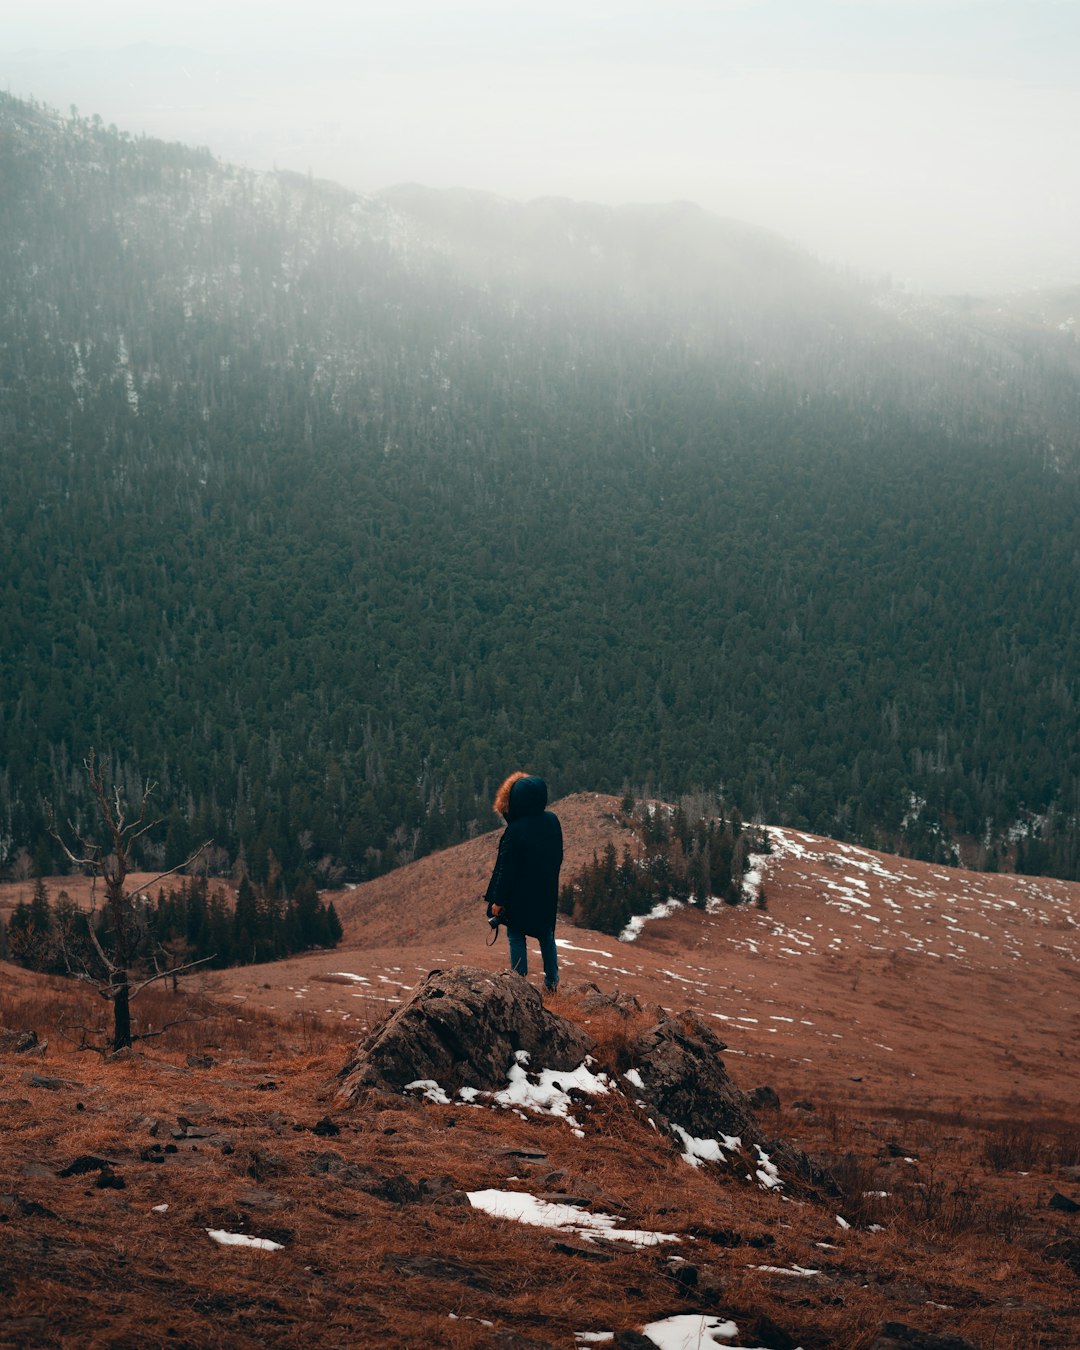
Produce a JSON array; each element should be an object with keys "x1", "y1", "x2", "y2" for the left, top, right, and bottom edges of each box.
[{"x1": 1, "y1": 92, "x2": 1079, "y2": 886}]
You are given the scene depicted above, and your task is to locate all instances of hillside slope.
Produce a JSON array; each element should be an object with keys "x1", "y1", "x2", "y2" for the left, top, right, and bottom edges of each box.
[
  {"x1": 1, "y1": 808, "x2": 1078, "y2": 1347},
  {"x1": 202, "y1": 796, "x2": 1080, "y2": 1120}
]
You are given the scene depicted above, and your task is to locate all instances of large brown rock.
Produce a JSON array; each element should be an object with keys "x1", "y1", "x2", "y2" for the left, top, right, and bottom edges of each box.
[
  {"x1": 630, "y1": 1012, "x2": 835, "y2": 1195},
  {"x1": 336, "y1": 967, "x2": 595, "y2": 1106},
  {"x1": 631, "y1": 1013, "x2": 756, "y2": 1141}
]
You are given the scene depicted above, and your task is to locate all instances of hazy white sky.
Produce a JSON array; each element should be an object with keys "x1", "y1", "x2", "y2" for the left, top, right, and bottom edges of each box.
[{"x1": 3, "y1": 1, "x2": 1078, "y2": 293}]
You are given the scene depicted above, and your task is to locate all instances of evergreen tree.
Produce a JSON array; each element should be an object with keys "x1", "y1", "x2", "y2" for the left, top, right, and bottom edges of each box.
[
  {"x1": 292, "y1": 877, "x2": 323, "y2": 949},
  {"x1": 233, "y1": 874, "x2": 258, "y2": 962}
]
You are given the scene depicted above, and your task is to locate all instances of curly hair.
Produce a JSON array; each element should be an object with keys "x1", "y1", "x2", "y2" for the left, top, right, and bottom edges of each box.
[{"x1": 493, "y1": 771, "x2": 529, "y2": 817}]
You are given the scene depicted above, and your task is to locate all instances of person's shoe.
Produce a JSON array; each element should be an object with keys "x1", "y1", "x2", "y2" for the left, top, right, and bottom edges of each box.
[{"x1": 544, "y1": 981, "x2": 560, "y2": 997}]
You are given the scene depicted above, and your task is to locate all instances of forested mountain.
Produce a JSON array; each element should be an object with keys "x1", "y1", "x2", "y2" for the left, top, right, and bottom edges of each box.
[{"x1": 1, "y1": 91, "x2": 1078, "y2": 886}]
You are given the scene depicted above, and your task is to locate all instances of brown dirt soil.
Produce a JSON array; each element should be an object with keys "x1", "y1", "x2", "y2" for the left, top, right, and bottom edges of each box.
[{"x1": 2, "y1": 794, "x2": 1078, "y2": 1348}]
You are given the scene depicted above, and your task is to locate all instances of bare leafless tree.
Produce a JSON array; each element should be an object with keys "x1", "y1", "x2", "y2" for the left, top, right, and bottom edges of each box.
[{"x1": 46, "y1": 751, "x2": 213, "y2": 1052}]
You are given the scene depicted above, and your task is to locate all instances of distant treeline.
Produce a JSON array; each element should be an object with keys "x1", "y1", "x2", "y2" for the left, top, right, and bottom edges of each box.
[
  {"x1": 0, "y1": 874, "x2": 343, "y2": 975},
  {"x1": 560, "y1": 796, "x2": 770, "y2": 936}
]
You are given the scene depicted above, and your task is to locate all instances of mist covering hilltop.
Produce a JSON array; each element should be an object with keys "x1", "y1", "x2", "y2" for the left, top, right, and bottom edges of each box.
[{"x1": 1, "y1": 91, "x2": 1078, "y2": 886}]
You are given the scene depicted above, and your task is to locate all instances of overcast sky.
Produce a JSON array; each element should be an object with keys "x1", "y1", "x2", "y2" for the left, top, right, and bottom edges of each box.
[{"x1": 3, "y1": 1, "x2": 1078, "y2": 293}]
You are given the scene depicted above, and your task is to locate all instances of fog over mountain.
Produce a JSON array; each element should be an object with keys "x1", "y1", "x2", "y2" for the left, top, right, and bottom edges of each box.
[
  {"x1": 2, "y1": 87, "x2": 1078, "y2": 889},
  {"x1": 3, "y1": 0, "x2": 1079, "y2": 294}
]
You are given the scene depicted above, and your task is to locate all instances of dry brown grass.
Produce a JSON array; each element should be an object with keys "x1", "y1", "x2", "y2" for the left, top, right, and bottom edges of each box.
[{"x1": 2, "y1": 969, "x2": 1079, "y2": 1350}]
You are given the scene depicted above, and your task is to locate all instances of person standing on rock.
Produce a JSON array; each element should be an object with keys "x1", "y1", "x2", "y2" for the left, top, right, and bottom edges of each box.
[{"x1": 485, "y1": 772, "x2": 563, "y2": 994}]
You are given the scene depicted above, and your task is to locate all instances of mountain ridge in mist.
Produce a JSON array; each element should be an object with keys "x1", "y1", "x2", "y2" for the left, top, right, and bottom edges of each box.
[{"x1": 1, "y1": 88, "x2": 1078, "y2": 896}]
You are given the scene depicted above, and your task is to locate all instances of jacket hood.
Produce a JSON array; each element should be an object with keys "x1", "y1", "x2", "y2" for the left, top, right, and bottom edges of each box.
[{"x1": 506, "y1": 775, "x2": 548, "y2": 822}]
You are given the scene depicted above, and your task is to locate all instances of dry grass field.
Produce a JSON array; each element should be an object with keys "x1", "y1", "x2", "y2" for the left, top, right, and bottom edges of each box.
[{"x1": 2, "y1": 797, "x2": 1079, "y2": 1348}]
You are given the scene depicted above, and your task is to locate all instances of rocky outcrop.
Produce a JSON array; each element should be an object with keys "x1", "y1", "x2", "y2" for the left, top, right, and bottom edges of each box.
[
  {"x1": 336, "y1": 967, "x2": 595, "y2": 1106},
  {"x1": 336, "y1": 970, "x2": 830, "y2": 1194},
  {"x1": 630, "y1": 1012, "x2": 836, "y2": 1195},
  {"x1": 630, "y1": 1013, "x2": 759, "y2": 1142},
  {"x1": 0, "y1": 1029, "x2": 47, "y2": 1055}
]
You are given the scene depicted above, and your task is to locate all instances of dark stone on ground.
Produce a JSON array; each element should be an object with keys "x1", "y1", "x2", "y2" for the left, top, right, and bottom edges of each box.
[
  {"x1": 382, "y1": 1251, "x2": 493, "y2": 1289},
  {"x1": 1, "y1": 1029, "x2": 36, "y2": 1052},
  {"x1": 22, "y1": 1073, "x2": 81, "y2": 1091},
  {"x1": 247, "y1": 1149, "x2": 289, "y2": 1179},
  {"x1": 629, "y1": 1012, "x2": 835, "y2": 1194},
  {"x1": 869, "y1": 1323, "x2": 981, "y2": 1350},
  {"x1": 748, "y1": 1085, "x2": 781, "y2": 1111},
  {"x1": 178, "y1": 1102, "x2": 214, "y2": 1118},
  {"x1": 237, "y1": 1187, "x2": 292, "y2": 1211},
  {"x1": 669, "y1": 1261, "x2": 698, "y2": 1290},
  {"x1": 337, "y1": 966, "x2": 595, "y2": 1103},
  {"x1": 1048, "y1": 1191, "x2": 1079, "y2": 1213},
  {"x1": 748, "y1": 1312, "x2": 800, "y2": 1349},
  {"x1": 628, "y1": 1013, "x2": 745, "y2": 1137},
  {"x1": 550, "y1": 1238, "x2": 612, "y2": 1261},
  {"x1": 614, "y1": 1333, "x2": 658, "y2": 1350},
  {"x1": 368, "y1": 1172, "x2": 423, "y2": 1204},
  {"x1": 57, "y1": 1155, "x2": 114, "y2": 1177},
  {"x1": 312, "y1": 1115, "x2": 340, "y2": 1136},
  {"x1": 1044, "y1": 1237, "x2": 1080, "y2": 1276},
  {"x1": 418, "y1": 1175, "x2": 469, "y2": 1206},
  {"x1": 791, "y1": 1099, "x2": 815, "y2": 1111},
  {"x1": 95, "y1": 1170, "x2": 125, "y2": 1190},
  {"x1": 305, "y1": 1150, "x2": 422, "y2": 1204},
  {"x1": 0, "y1": 1193, "x2": 59, "y2": 1220}
]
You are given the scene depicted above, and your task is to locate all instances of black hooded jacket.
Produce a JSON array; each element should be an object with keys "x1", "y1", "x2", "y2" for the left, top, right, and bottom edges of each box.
[{"x1": 484, "y1": 776, "x2": 563, "y2": 938}]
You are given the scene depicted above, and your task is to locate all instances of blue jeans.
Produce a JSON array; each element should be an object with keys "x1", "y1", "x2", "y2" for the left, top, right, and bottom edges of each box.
[{"x1": 507, "y1": 927, "x2": 559, "y2": 990}]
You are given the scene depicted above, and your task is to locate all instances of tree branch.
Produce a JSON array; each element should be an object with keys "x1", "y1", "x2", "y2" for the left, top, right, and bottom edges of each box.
[
  {"x1": 84, "y1": 895, "x2": 119, "y2": 979},
  {"x1": 125, "y1": 840, "x2": 214, "y2": 902},
  {"x1": 130, "y1": 1014, "x2": 209, "y2": 1043},
  {"x1": 45, "y1": 803, "x2": 100, "y2": 870},
  {"x1": 129, "y1": 954, "x2": 215, "y2": 998}
]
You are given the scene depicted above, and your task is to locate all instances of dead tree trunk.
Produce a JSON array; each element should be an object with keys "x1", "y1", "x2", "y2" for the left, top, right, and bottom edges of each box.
[{"x1": 48, "y1": 751, "x2": 211, "y2": 1053}]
